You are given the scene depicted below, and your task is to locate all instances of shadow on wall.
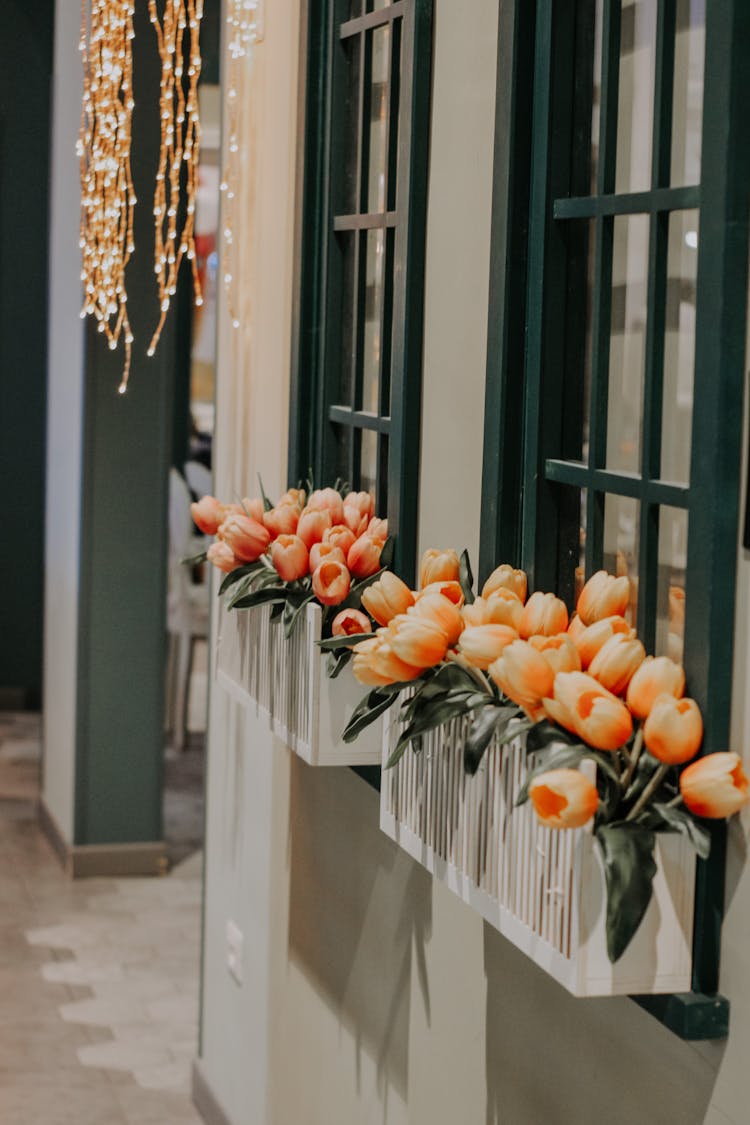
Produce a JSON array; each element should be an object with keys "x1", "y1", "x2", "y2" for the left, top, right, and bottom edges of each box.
[
  {"x1": 287, "y1": 759, "x2": 433, "y2": 1113},
  {"x1": 483, "y1": 925, "x2": 722, "y2": 1125}
]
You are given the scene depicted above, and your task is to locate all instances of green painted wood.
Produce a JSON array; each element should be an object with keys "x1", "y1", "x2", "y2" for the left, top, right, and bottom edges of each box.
[
  {"x1": 328, "y1": 406, "x2": 391, "y2": 433},
  {"x1": 543, "y1": 460, "x2": 689, "y2": 508},
  {"x1": 554, "y1": 184, "x2": 699, "y2": 219},
  {"x1": 634, "y1": 993, "x2": 729, "y2": 1041},
  {"x1": 340, "y1": 3, "x2": 405, "y2": 39}
]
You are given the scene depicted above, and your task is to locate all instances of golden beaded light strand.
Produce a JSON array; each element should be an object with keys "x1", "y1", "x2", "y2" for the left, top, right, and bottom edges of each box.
[
  {"x1": 147, "y1": 0, "x2": 204, "y2": 357},
  {"x1": 78, "y1": 0, "x2": 137, "y2": 394}
]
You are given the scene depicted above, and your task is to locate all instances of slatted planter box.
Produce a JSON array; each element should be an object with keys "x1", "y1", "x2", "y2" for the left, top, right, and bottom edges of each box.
[{"x1": 380, "y1": 706, "x2": 695, "y2": 997}]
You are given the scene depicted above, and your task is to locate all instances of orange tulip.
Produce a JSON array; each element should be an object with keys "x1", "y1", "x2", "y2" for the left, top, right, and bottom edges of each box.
[
  {"x1": 324, "y1": 524, "x2": 357, "y2": 557},
  {"x1": 544, "y1": 671, "x2": 633, "y2": 751},
  {"x1": 362, "y1": 572, "x2": 415, "y2": 626},
  {"x1": 680, "y1": 753, "x2": 749, "y2": 818},
  {"x1": 342, "y1": 491, "x2": 374, "y2": 536},
  {"x1": 309, "y1": 542, "x2": 346, "y2": 573},
  {"x1": 412, "y1": 594, "x2": 464, "y2": 647},
  {"x1": 488, "y1": 639, "x2": 555, "y2": 719},
  {"x1": 643, "y1": 695, "x2": 703, "y2": 765},
  {"x1": 528, "y1": 768, "x2": 599, "y2": 829},
  {"x1": 388, "y1": 614, "x2": 449, "y2": 669},
  {"x1": 218, "y1": 513, "x2": 271, "y2": 563},
  {"x1": 352, "y1": 633, "x2": 421, "y2": 686},
  {"x1": 263, "y1": 504, "x2": 300, "y2": 538},
  {"x1": 419, "y1": 548, "x2": 461, "y2": 589},
  {"x1": 307, "y1": 487, "x2": 345, "y2": 524},
  {"x1": 588, "y1": 633, "x2": 646, "y2": 695},
  {"x1": 567, "y1": 614, "x2": 586, "y2": 646},
  {"x1": 366, "y1": 517, "x2": 389, "y2": 542},
  {"x1": 332, "y1": 608, "x2": 372, "y2": 638},
  {"x1": 347, "y1": 534, "x2": 383, "y2": 579},
  {"x1": 518, "y1": 591, "x2": 569, "y2": 639},
  {"x1": 626, "y1": 656, "x2": 685, "y2": 720},
  {"x1": 577, "y1": 570, "x2": 631, "y2": 625},
  {"x1": 528, "y1": 633, "x2": 581, "y2": 675},
  {"x1": 190, "y1": 494, "x2": 224, "y2": 535},
  {"x1": 458, "y1": 624, "x2": 518, "y2": 670},
  {"x1": 418, "y1": 580, "x2": 465, "y2": 607},
  {"x1": 344, "y1": 490, "x2": 374, "y2": 519},
  {"x1": 311, "y1": 559, "x2": 351, "y2": 606},
  {"x1": 574, "y1": 615, "x2": 634, "y2": 669},
  {"x1": 278, "y1": 487, "x2": 306, "y2": 510},
  {"x1": 297, "y1": 507, "x2": 333, "y2": 549},
  {"x1": 270, "y1": 534, "x2": 309, "y2": 582},
  {"x1": 462, "y1": 591, "x2": 522, "y2": 631},
  {"x1": 482, "y1": 563, "x2": 527, "y2": 604},
  {"x1": 207, "y1": 540, "x2": 238, "y2": 573}
]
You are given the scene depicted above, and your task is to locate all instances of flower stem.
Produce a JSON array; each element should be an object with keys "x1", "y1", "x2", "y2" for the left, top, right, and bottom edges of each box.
[
  {"x1": 620, "y1": 727, "x2": 644, "y2": 791},
  {"x1": 665, "y1": 793, "x2": 683, "y2": 809},
  {"x1": 625, "y1": 763, "x2": 670, "y2": 822},
  {"x1": 446, "y1": 651, "x2": 494, "y2": 696}
]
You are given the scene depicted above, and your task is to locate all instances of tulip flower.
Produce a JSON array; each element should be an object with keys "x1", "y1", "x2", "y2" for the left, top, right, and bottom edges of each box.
[
  {"x1": 518, "y1": 591, "x2": 569, "y2": 639},
  {"x1": 643, "y1": 695, "x2": 703, "y2": 765},
  {"x1": 462, "y1": 591, "x2": 523, "y2": 631},
  {"x1": 263, "y1": 504, "x2": 300, "y2": 538},
  {"x1": 574, "y1": 615, "x2": 634, "y2": 669},
  {"x1": 190, "y1": 494, "x2": 224, "y2": 535},
  {"x1": 567, "y1": 614, "x2": 586, "y2": 646},
  {"x1": 588, "y1": 633, "x2": 646, "y2": 695},
  {"x1": 412, "y1": 594, "x2": 464, "y2": 646},
  {"x1": 240, "y1": 497, "x2": 266, "y2": 523},
  {"x1": 270, "y1": 534, "x2": 309, "y2": 582},
  {"x1": 528, "y1": 633, "x2": 581, "y2": 675},
  {"x1": 297, "y1": 507, "x2": 333, "y2": 549},
  {"x1": 352, "y1": 634, "x2": 421, "y2": 686},
  {"x1": 324, "y1": 524, "x2": 357, "y2": 557},
  {"x1": 278, "y1": 487, "x2": 306, "y2": 510},
  {"x1": 626, "y1": 656, "x2": 685, "y2": 720},
  {"x1": 528, "y1": 768, "x2": 599, "y2": 829},
  {"x1": 488, "y1": 640, "x2": 555, "y2": 719},
  {"x1": 366, "y1": 517, "x2": 389, "y2": 542},
  {"x1": 351, "y1": 637, "x2": 393, "y2": 686},
  {"x1": 482, "y1": 563, "x2": 528, "y2": 604},
  {"x1": 418, "y1": 580, "x2": 465, "y2": 607},
  {"x1": 419, "y1": 548, "x2": 461, "y2": 589},
  {"x1": 544, "y1": 671, "x2": 633, "y2": 751},
  {"x1": 307, "y1": 487, "x2": 345, "y2": 524},
  {"x1": 309, "y1": 542, "x2": 346, "y2": 573},
  {"x1": 577, "y1": 570, "x2": 630, "y2": 625},
  {"x1": 207, "y1": 540, "x2": 239, "y2": 573},
  {"x1": 388, "y1": 614, "x2": 450, "y2": 669},
  {"x1": 312, "y1": 559, "x2": 351, "y2": 606},
  {"x1": 342, "y1": 491, "x2": 374, "y2": 536},
  {"x1": 362, "y1": 572, "x2": 415, "y2": 626},
  {"x1": 348, "y1": 534, "x2": 383, "y2": 579},
  {"x1": 332, "y1": 608, "x2": 372, "y2": 638},
  {"x1": 680, "y1": 752, "x2": 750, "y2": 818},
  {"x1": 218, "y1": 513, "x2": 271, "y2": 563},
  {"x1": 458, "y1": 624, "x2": 518, "y2": 670}
]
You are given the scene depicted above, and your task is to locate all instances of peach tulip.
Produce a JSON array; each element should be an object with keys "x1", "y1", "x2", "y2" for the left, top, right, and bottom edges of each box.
[
  {"x1": 309, "y1": 542, "x2": 346, "y2": 573},
  {"x1": 190, "y1": 494, "x2": 224, "y2": 535},
  {"x1": 458, "y1": 624, "x2": 518, "y2": 670},
  {"x1": 643, "y1": 695, "x2": 703, "y2": 765},
  {"x1": 324, "y1": 524, "x2": 357, "y2": 557},
  {"x1": 528, "y1": 768, "x2": 599, "y2": 829},
  {"x1": 278, "y1": 487, "x2": 306, "y2": 510},
  {"x1": 518, "y1": 591, "x2": 569, "y2": 639},
  {"x1": 488, "y1": 640, "x2": 555, "y2": 720},
  {"x1": 574, "y1": 615, "x2": 634, "y2": 669},
  {"x1": 312, "y1": 559, "x2": 351, "y2": 606},
  {"x1": 577, "y1": 570, "x2": 631, "y2": 625},
  {"x1": 342, "y1": 491, "x2": 374, "y2": 533},
  {"x1": 270, "y1": 534, "x2": 309, "y2": 582},
  {"x1": 588, "y1": 633, "x2": 646, "y2": 695},
  {"x1": 482, "y1": 563, "x2": 527, "y2": 604},
  {"x1": 528, "y1": 633, "x2": 581, "y2": 675},
  {"x1": 462, "y1": 591, "x2": 523, "y2": 631},
  {"x1": 366, "y1": 517, "x2": 389, "y2": 542},
  {"x1": 218, "y1": 513, "x2": 271, "y2": 563},
  {"x1": 418, "y1": 580, "x2": 465, "y2": 607},
  {"x1": 240, "y1": 497, "x2": 265, "y2": 523},
  {"x1": 626, "y1": 656, "x2": 685, "y2": 720},
  {"x1": 680, "y1": 753, "x2": 749, "y2": 818},
  {"x1": 352, "y1": 633, "x2": 421, "y2": 686},
  {"x1": 332, "y1": 608, "x2": 372, "y2": 638},
  {"x1": 263, "y1": 504, "x2": 300, "y2": 538},
  {"x1": 348, "y1": 534, "x2": 383, "y2": 579},
  {"x1": 567, "y1": 614, "x2": 586, "y2": 646},
  {"x1": 419, "y1": 548, "x2": 460, "y2": 589},
  {"x1": 307, "y1": 488, "x2": 345, "y2": 524},
  {"x1": 412, "y1": 594, "x2": 464, "y2": 646},
  {"x1": 544, "y1": 671, "x2": 633, "y2": 752},
  {"x1": 297, "y1": 507, "x2": 333, "y2": 549},
  {"x1": 388, "y1": 614, "x2": 450, "y2": 669},
  {"x1": 207, "y1": 540, "x2": 238, "y2": 573},
  {"x1": 362, "y1": 572, "x2": 415, "y2": 626}
]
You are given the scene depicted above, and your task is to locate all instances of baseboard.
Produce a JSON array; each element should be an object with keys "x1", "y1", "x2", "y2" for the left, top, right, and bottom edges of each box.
[
  {"x1": 38, "y1": 796, "x2": 168, "y2": 877},
  {"x1": 192, "y1": 1059, "x2": 234, "y2": 1125}
]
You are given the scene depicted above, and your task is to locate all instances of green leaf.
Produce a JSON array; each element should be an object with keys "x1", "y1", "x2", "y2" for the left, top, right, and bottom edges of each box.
[
  {"x1": 219, "y1": 563, "x2": 262, "y2": 595},
  {"x1": 230, "y1": 585, "x2": 287, "y2": 611},
  {"x1": 283, "y1": 592, "x2": 315, "y2": 639},
  {"x1": 595, "y1": 823, "x2": 657, "y2": 963},
  {"x1": 342, "y1": 688, "x2": 398, "y2": 743},
  {"x1": 317, "y1": 632, "x2": 374, "y2": 652},
  {"x1": 650, "y1": 802, "x2": 712, "y2": 860},
  {"x1": 270, "y1": 601, "x2": 285, "y2": 622},
  {"x1": 257, "y1": 473, "x2": 274, "y2": 512},
  {"x1": 459, "y1": 548, "x2": 476, "y2": 604},
  {"x1": 379, "y1": 536, "x2": 395, "y2": 571},
  {"x1": 326, "y1": 649, "x2": 351, "y2": 679},
  {"x1": 180, "y1": 551, "x2": 208, "y2": 566},
  {"x1": 391, "y1": 693, "x2": 486, "y2": 764},
  {"x1": 525, "y1": 719, "x2": 578, "y2": 754},
  {"x1": 464, "y1": 706, "x2": 504, "y2": 775}
]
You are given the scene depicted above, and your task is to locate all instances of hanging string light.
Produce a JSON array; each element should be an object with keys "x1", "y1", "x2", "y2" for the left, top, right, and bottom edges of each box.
[
  {"x1": 147, "y1": 0, "x2": 204, "y2": 358},
  {"x1": 220, "y1": 0, "x2": 261, "y2": 330},
  {"x1": 78, "y1": 0, "x2": 137, "y2": 394}
]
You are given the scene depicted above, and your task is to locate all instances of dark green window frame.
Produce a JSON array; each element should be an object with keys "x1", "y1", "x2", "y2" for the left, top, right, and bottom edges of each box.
[
  {"x1": 483, "y1": 0, "x2": 750, "y2": 1038},
  {"x1": 289, "y1": 0, "x2": 433, "y2": 580}
]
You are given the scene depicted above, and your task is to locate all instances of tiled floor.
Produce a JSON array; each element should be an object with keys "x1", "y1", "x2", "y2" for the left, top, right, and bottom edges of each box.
[{"x1": 0, "y1": 714, "x2": 205, "y2": 1124}]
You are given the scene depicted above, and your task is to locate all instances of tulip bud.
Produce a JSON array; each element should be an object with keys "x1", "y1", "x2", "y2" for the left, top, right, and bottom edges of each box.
[
  {"x1": 219, "y1": 513, "x2": 271, "y2": 563},
  {"x1": 458, "y1": 624, "x2": 518, "y2": 670},
  {"x1": 544, "y1": 671, "x2": 633, "y2": 752},
  {"x1": 388, "y1": 614, "x2": 449, "y2": 669},
  {"x1": 366, "y1": 517, "x2": 389, "y2": 542},
  {"x1": 351, "y1": 637, "x2": 392, "y2": 686},
  {"x1": 482, "y1": 563, "x2": 527, "y2": 604},
  {"x1": 412, "y1": 594, "x2": 464, "y2": 647},
  {"x1": 462, "y1": 591, "x2": 522, "y2": 631},
  {"x1": 588, "y1": 633, "x2": 646, "y2": 695},
  {"x1": 574, "y1": 615, "x2": 634, "y2": 669},
  {"x1": 343, "y1": 490, "x2": 375, "y2": 522},
  {"x1": 488, "y1": 640, "x2": 555, "y2": 719},
  {"x1": 297, "y1": 507, "x2": 333, "y2": 549},
  {"x1": 567, "y1": 614, "x2": 586, "y2": 646},
  {"x1": 643, "y1": 695, "x2": 703, "y2": 765},
  {"x1": 577, "y1": 570, "x2": 630, "y2": 625},
  {"x1": 263, "y1": 504, "x2": 300, "y2": 538},
  {"x1": 419, "y1": 548, "x2": 461, "y2": 589},
  {"x1": 528, "y1": 768, "x2": 599, "y2": 829},
  {"x1": 307, "y1": 487, "x2": 345, "y2": 524},
  {"x1": 348, "y1": 534, "x2": 383, "y2": 579},
  {"x1": 278, "y1": 488, "x2": 306, "y2": 510},
  {"x1": 680, "y1": 752, "x2": 750, "y2": 818},
  {"x1": 270, "y1": 534, "x2": 309, "y2": 583},
  {"x1": 362, "y1": 572, "x2": 415, "y2": 626},
  {"x1": 309, "y1": 542, "x2": 346, "y2": 573},
  {"x1": 207, "y1": 540, "x2": 238, "y2": 573},
  {"x1": 352, "y1": 633, "x2": 422, "y2": 686},
  {"x1": 240, "y1": 497, "x2": 266, "y2": 523},
  {"x1": 332, "y1": 608, "x2": 372, "y2": 638},
  {"x1": 518, "y1": 591, "x2": 569, "y2": 639},
  {"x1": 418, "y1": 581, "x2": 464, "y2": 607},
  {"x1": 312, "y1": 559, "x2": 351, "y2": 606},
  {"x1": 190, "y1": 494, "x2": 224, "y2": 535},
  {"x1": 626, "y1": 656, "x2": 685, "y2": 720},
  {"x1": 324, "y1": 524, "x2": 357, "y2": 557},
  {"x1": 528, "y1": 633, "x2": 581, "y2": 676},
  {"x1": 342, "y1": 506, "x2": 370, "y2": 537}
]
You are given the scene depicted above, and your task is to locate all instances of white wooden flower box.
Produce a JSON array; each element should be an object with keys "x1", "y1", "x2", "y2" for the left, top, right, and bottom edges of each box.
[{"x1": 380, "y1": 707, "x2": 695, "y2": 997}]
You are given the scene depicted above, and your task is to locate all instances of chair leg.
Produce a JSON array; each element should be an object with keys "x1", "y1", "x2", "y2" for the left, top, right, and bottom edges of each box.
[{"x1": 174, "y1": 630, "x2": 191, "y2": 753}]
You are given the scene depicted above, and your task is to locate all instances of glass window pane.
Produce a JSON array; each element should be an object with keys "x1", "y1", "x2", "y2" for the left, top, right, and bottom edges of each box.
[
  {"x1": 655, "y1": 506, "x2": 688, "y2": 661},
  {"x1": 367, "y1": 25, "x2": 389, "y2": 212},
  {"x1": 615, "y1": 0, "x2": 657, "y2": 194},
  {"x1": 606, "y1": 214, "x2": 649, "y2": 473},
  {"x1": 362, "y1": 228, "x2": 384, "y2": 414},
  {"x1": 340, "y1": 36, "x2": 361, "y2": 214},
  {"x1": 603, "y1": 494, "x2": 639, "y2": 626},
  {"x1": 660, "y1": 209, "x2": 697, "y2": 484},
  {"x1": 670, "y1": 0, "x2": 704, "y2": 188},
  {"x1": 360, "y1": 428, "x2": 378, "y2": 499}
]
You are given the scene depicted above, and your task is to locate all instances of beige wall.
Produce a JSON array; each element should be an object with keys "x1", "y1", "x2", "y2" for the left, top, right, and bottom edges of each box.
[{"x1": 198, "y1": 3, "x2": 750, "y2": 1124}]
